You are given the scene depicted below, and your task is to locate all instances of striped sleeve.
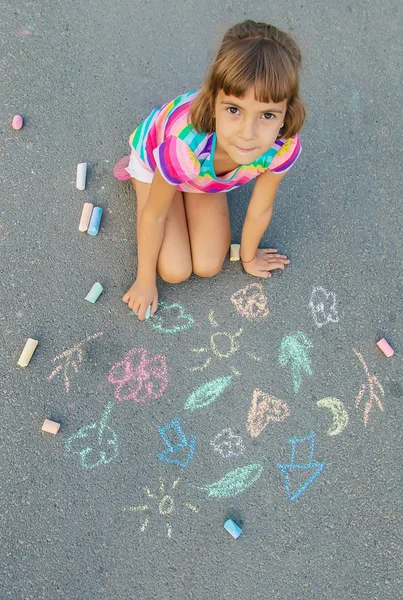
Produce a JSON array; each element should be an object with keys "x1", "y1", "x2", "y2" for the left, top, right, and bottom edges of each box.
[
  {"x1": 268, "y1": 135, "x2": 302, "y2": 174},
  {"x1": 153, "y1": 136, "x2": 201, "y2": 185}
]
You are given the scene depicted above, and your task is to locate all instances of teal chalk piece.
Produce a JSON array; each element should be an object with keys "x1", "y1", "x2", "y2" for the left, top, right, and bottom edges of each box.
[
  {"x1": 278, "y1": 432, "x2": 325, "y2": 500},
  {"x1": 87, "y1": 206, "x2": 103, "y2": 236},
  {"x1": 224, "y1": 519, "x2": 242, "y2": 539},
  {"x1": 158, "y1": 418, "x2": 196, "y2": 467},
  {"x1": 196, "y1": 463, "x2": 263, "y2": 498},
  {"x1": 279, "y1": 331, "x2": 313, "y2": 393},
  {"x1": 85, "y1": 282, "x2": 103, "y2": 303},
  {"x1": 184, "y1": 376, "x2": 232, "y2": 411}
]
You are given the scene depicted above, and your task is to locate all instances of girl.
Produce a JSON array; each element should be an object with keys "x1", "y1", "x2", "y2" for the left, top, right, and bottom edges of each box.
[{"x1": 114, "y1": 20, "x2": 306, "y2": 320}]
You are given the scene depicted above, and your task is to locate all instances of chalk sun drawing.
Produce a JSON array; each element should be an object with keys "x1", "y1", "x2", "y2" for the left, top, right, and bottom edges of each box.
[
  {"x1": 316, "y1": 398, "x2": 349, "y2": 436},
  {"x1": 353, "y1": 348, "x2": 384, "y2": 425},
  {"x1": 194, "y1": 463, "x2": 263, "y2": 498},
  {"x1": 279, "y1": 332, "x2": 313, "y2": 393},
  {"x1": 145, "y1": 301, "x2": 194, "y2": 334},
  {"x1": 48, "y1": 332, "x2": 104, "y2": 392},
  {"x1": 126, "y1": 477, "x2": 199, "y2": 538},
  {"x1": 210, "y1": 428, "x2": 245, "y2": 459},
  {"x1": 278, "y1": 431, "x2": 325, "y2": 501},
  {"x1": 65, "y1": 402, "x2": 118, "y2": 470},
  {"x1": 184, "y1": 376, "x2": 232, "y2": 411},
  {"x1": 247, "y1": 389, "x2": 290, "y2": 438},
  {"x1": 309, "y1": 286, "x2": 339, "y2": 328},
  {"x1": 158, "y1": 418, "x2": 196, "y2": 467},
  {"x1": 108, "y1": 347, "x2": 168, "y2": 403},
  {"x1": 231, "y1": 283, "x2": 270, "y2": 320}
]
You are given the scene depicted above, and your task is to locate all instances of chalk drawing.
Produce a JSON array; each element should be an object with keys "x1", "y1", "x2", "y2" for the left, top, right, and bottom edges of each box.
[
  {"x1": 195, "y1": 463, "x2": 263, "y2": 498},
  {"x1": 279, "y1": 332, "x2": 313, "y2": 393},
  {"x1": 247, "y1": 389, "x2": 290, "y2": 438},
  {"x1": 158, "y1": 418, "x2": 196, "y2": 467},
  {"x1": 108, "y1": 347, "x2": 168, "y2": 403},
  {"x1": 127, "y1": 477, "x2": 198, "y2": 538},
  {"x1": 210, "y1": 428, "x2": 245, "y2": 458},
  {"x1": 316, "y1": 398, "x2": 348, "y2": 435},
  {"x1": 65, "y1": 402, "x2": 118, "y2": 470},
  {"x1": 353, "y1": 348, "x2": 384, "y2": 425},
  {"x1": 231, "y1": 283, "x2": 270, "y2": 320},
  {"x1": 308, "y1": 286, "x2": 339, "y2": 328},
  {"x1": 184, "y1": 376, "x2": 232, "y2": 411},
  {"x1": 145, "y1": 301, "x2": 194, "y2": 334},
  {"x1": 278, "y1": 432, "x2": 325, "y2": 500},
  {"x1": 48, "y1": 332, "x2": 104, "y2": 392}
]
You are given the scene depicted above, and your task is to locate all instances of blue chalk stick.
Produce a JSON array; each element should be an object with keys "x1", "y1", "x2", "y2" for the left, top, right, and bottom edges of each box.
[
  {"x1": 88, "y1": 207, "x2": 103, "y2": 236},
  {"x1": 224, "y1": 519, "x2": 242, "y2": 539}
]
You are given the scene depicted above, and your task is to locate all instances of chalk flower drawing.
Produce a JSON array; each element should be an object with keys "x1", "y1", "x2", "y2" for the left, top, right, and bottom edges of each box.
[
  {"x1": 247, "y1": 389, "x2": 290, "y2": 438},
  {"x1": 126, "y1": 477, "x2": 199, "y2": 539},
  {"x1": 48, "y1": 332, "x2": 104, "y2": 392},
  {"x1": 158, "y1": 418, "x2": 196, "y2": 467},
  {"x1": 195, "y1": 463, "x2": 263, "y2": 498},
  {"x1": 210, "y1": 428, "x2": 245, "y2": 459},
  {"x1": 146, "y1": 301, "x2": 194, "y2": 334},
  {"x1": 278, "y1": 431, "x2": 325, "y2": 501},
  {"x1": 316, "y1": 398, "x2": 349, "y2": 436},
  {"x1": 279, "y1": 332, "x2": 313, "y2": 393},
  {"x1": 231, "y1": 283, "x2": 270, "y2": 320},
  {"x1": 108, "y1": 347, "x2": 168, "y2": 403},
  {"x1": 353, "y1": 348, "x2": 384, "y2": 425},
  {"x1": 65, "y1": 402, "x2": 118, "y2": 470},
  {"x1": 308, "y1": 286, "x2": 339, "y2": 328},
  {"x1": 184, "y1": 376, "x2": 232, "y2": 411}
]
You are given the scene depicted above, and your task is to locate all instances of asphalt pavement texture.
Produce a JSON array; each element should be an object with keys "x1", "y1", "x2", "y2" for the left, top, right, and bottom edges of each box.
[{"x1": 1, "y1": 1, "x2": 402, "y2": 599}]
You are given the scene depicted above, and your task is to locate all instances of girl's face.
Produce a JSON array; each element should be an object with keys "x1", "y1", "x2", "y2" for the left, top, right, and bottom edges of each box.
[{"x1": 214, "y1": 88, "x2": 288, "y2": 165}]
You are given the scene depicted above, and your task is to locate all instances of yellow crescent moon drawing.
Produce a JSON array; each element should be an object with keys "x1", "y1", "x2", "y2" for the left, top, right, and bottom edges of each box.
[{"x1": 317, "y1": 398, "x2": 349, "y2": 436}]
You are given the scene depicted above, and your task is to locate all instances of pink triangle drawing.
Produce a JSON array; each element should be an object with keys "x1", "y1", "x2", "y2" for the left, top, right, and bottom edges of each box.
[{"x1": 247, "y1": 389, "x2": 290, "y2": 438}]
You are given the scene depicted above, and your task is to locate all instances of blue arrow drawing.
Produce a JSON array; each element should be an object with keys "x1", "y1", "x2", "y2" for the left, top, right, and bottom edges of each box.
[
  {"x1": 158, "y1": 418, "x2": 196, "y2": 467},
  {"x1": 278, "y1": 431, "x2": 325, "y2": 500}
]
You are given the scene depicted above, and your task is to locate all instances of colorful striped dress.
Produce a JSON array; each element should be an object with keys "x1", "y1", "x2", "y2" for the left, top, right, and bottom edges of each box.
[{"x1": 128, "y1": 90, "x2": 301, "y2": 193}]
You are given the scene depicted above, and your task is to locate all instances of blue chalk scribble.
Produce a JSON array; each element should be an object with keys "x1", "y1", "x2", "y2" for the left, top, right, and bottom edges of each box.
[
  {"x1": 158, "y1": 418, "x2": 196, "y2": 467},
  {"x1": 278, "y1": 431, "x2": 325, "y2": 500}
]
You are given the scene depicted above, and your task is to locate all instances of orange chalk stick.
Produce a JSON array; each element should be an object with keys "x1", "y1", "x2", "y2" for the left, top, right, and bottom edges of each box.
[
  {"x1": 17, "y1": 338, "x2": 38, "y2": 367},
  {"x1": 41, "y1": 419, "x2": 60, "y2": 435},
  {"x1": 230, "y1": 244, "x2": 240, "y2": 261},
  {"x1": 79, "y1": 202, "x2": 94, "y2": 232},
  {"x1": 376, "y1": 338, "x2": 394, "y2": 357}
]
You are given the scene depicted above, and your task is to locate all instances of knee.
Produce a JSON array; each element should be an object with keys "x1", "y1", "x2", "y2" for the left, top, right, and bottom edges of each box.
[
  {"x1": 192, "y1": 258, "x2": 224, "y2": 278},
  {"x1": 158, "y1": 263, "x2": 192, "y2": 284}
]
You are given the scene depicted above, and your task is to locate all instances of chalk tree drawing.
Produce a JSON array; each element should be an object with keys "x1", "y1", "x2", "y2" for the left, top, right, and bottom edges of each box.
[
  {"x1": 126, "y1": 477, "x2": 198, "y2": 538},
  {"x1": 210, "y1": 428, "x2": 245, "y2": 459},
  {"x1": 247, "y1": 389, "x2": 290, "y2": 438},
  {"x1": 279, "y1": 332, "x2": 313, "y2": 393},
  {"x1": 278, "y1": 431, "x2": 325, "y2": 501},
  {"x1": 353, "y1": 348, "x2": 385, "y2": 425},
  {"x1": 146, "y1": 301, "x2": 194, "y2": 334},
  {"x1": 158, "y1": 418, "x2": 196, "y2": 467},
  {"x1": 308, "y1": 286, "x2": 339, "y2": 328},
  {"x1": 65, "y1": 402, "x2": 118, "y2": 470},
  {"x1": 316, "y1": 398, "x2": 349, "y2": 435},
  {"x1": 108, "y1": 347, "x2": 168, "y2": 403},
  {"x1": 195, "y1": 463, "x2": 263, "y2": 498},
  {"x1": 48, "y1": 332, "x2": 104, "y2": 392},
  {"x1": 184, "y1": 376, "x2": 232, "y2": 411},
  {"x1": 231, "y1": 283, "x2": 270, "y2": 320}
]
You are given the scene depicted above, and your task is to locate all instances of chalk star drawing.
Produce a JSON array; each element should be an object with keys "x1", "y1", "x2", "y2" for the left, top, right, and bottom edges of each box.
[
  {"x1": 194, "y1": 463, "x2": 264, "y2": 498},
  {"x1": 309, "y1": 286, "x2": 339, "y2": 328},
  {"x1": 65, "y1": 402, "x2": 118, "y2": 470},
  {"x1": 247, "y1": 389, "x2": 290, "y2": 438},
  {"x1": 108, "y1": 347, "x2": 168, "y2": 403},
  {"x1": 145, "y1": 301, "x2": 194, "y2": 334},
  {"x1": 231, "y1": 283, "x2": 270, "y2": 320},
  {"x1": 126, "y1": 477, "x2": 199, "y2": 538},
  {"x1": 158, "y1": 418, "x2": 196, "y2": 467},
  {"x1": 210, "y1": 428, "x2": 245, "y2": 458},
  {"x1": 48, "y1": 332, "x2": 104, "y2": 392},
  {"x1": 278, "y1": 431, "x2": 325, "y2": 500},
  {"x1": 353, "y1": 348, "x2": 384, "y2": 425},
  {"x1": 279, "y1": 332, "x2": 313, "y2": 393},
  {"x1": 316, "y1": 398, "x2": 349, "y2": 436}
]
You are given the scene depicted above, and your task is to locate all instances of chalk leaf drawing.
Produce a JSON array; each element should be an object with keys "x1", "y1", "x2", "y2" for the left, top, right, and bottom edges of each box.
[
  {"x1": 146, "y1": 301, "x2": 194, "y2": 334},
  {"x1": 316, "y1": 398, "x2": 348, "y2": 436},
  {"x1": 353, "y1": 348, "x2": 384, "y2": 425},
  {"x1": 126, "y1": 477, "x2": 199, "y2": 539},
  {"x1": 309, "y1": 286, "x2": 339, "y2": 328},
  {"x1": 158, "y1": 418, "x2": 196, "y2": 467},
  {"x1": 279, "y1": 332, "x2": 313, "y2": 393},
  {"x1": 48, "y1": 332, "x2": 104, "y2": 392},
  {"x1": 195, "y1": 463, "x2": 263, "y2": 498},
  {"x1": 184, "y1": 376, "x2": 232, "y2": 411},
  {"x1": 65, "y1": 402, "x2": 118, "y2": 470},
  {"x1": 278, "y1": 431, "x2": 325, "y2": 501},
  {"x1": 108, "y1": 347, "x2": 168, "y2": 403},
  {"x1": 247, "y1": 389, "x2": 290, "y2": 438},
  {"x1": 231, "y1": 283, "x2": 270, "y2": 320},
  {"x1": 210, "y1": 428, "x2": 245, "y2": 459}
]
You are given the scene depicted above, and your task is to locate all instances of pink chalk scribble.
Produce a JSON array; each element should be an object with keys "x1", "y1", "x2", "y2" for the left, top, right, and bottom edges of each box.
[
  {"x1": 231, "y1": 283, "x2": 270, "y2": 320},
  {"x1": 108, "y1": 347, "x2": 168, "y2": 403}
]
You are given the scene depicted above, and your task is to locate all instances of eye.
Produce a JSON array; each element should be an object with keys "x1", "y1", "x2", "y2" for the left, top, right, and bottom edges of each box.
[
  {"x1": 262, "y1": 112, "x2": 275, "y2": 120},
  {"x1": 227, "y1": 107, "x2": 240, "y2": 115}
]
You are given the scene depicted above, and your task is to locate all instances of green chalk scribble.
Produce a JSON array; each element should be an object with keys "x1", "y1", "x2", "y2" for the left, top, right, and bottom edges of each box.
[
  {"x1": 184, "y1": 376, "x2": 232, "y2": 411},
  {"x1": 279, "y1": 331, "x2": 313, "y2": 393},
  {"x1": 197, "y1": 463, "x2": 264, "y2": 498}
]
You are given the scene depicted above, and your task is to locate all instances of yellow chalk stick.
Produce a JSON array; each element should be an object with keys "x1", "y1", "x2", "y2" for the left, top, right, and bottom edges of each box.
[
  {"x1": 41, "y1": 419, "x2": 60, "y2": 435},
  {"x1": 230, "y1": 244, "x2": 240, "y2": 261},
  {"x1": 79, "y1": 202, "x2": 94, "y2": 232},
  {"x1": 17, "y1": 338, "x2": 38, "y2": 367}
]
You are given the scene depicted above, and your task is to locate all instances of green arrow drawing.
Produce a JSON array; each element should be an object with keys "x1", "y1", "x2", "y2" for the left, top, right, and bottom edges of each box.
[{"x1": 279, "y1": 332, "x2": 313, "y2": 393}]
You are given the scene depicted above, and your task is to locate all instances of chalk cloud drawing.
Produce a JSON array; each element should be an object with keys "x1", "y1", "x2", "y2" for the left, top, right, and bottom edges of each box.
[
  {"x1": 48, "y1": 332, "x2": 104, "y2": 392},
  {"x1": 210, "y1": 428, "x2": 245, "y2": 458},
  {"x1": 195, "y1": 463, "x2": 263, "y2": 498},
  {"x1": 353, "y1": 348, "x2": 384, "y2": 425},
  {"x1": 279, "y1": 332, "x2": 313, "y2": 393},
  {"x1": 184, "y1": 376, "x2": 232, "y2": 411},
  {"x1": 231, "y1": 283, "x2": 270, "y2": 320},
  {"x1": 278, "y1": 431, "x2": 325, "y2": 500},
  {"x1": 126, "y1": 477, "x2": 199, "y2": 538},
  {"x1": 247, "y1": 389, "x2": 290, "y2": 438},
  {"x1": 316, "y1": 398, "x2": 349, "y2": 436},
  {"x1": 158, "y1": 418, "x2": 196, "y2": 467},
  {"x1": 309, "y1": 286, "x2": 339, "y2": 328},
  {"x1": 146, "y1": 301, "x2": 194, "y2": 334},
  {"x1": 108, "y1": 347, "x2": 168, "y2": 403},
  {"x1": 65, "y1": 402, "x2": 118, "y2": 470}
]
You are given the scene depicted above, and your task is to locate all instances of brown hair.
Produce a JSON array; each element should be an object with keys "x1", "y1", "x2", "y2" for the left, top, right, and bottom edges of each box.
[{"x1": 189, "y1": 20, "x2": 306, "y2": 139}]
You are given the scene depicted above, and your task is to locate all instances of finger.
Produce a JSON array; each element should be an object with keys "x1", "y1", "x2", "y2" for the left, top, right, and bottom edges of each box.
[
  {"x1": 264, "y1": 251, "x2": 289, "y2": 260},
  {"x1": 263, "y1": 248, "x2": 278, "y2": 254},
  {"x1": 122, "y1": 292, "x2": 130, "y2": 303},
  {"x1": 151, "y1": 297, "x2": 158, "y2": 317}
]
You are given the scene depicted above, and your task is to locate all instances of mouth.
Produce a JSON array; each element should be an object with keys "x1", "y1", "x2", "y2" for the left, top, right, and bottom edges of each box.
[{"x1": 235, "y1": 146, "x2": 256, "y2": 153}]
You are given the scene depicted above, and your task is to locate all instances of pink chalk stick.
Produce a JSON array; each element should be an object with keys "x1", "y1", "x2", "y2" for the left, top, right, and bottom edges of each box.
[
  {"x1": 12, "y1": 115, "x2": 24, "y2": 130},
  {"x1": 376, "y1": 338, "x2": 394, "y2": 357},
  {"x1": 78, "y1": 202, "x2": 94, "y2": 232}
]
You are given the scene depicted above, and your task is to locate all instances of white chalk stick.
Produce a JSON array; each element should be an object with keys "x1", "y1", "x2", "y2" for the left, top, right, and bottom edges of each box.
[
  {"x1": 17, "y1": 338, "x2": 38, "y2": 367},
  {"x1": 230, "y1": 244, "x2": 240, "y2": 261},
  {"x1": 41, "y1": 419, "x2": 60, "y2": 435},
  {"x1": 76, "y1": 162, "x2": 87, "y2": 190}
]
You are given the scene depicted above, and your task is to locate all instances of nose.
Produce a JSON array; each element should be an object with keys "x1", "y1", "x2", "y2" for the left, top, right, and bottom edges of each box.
[{"x1": 239, "y1": 119, "x2": 256, "y2": 141}]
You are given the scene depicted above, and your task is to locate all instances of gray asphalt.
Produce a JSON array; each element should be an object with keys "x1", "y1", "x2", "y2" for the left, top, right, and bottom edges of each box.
[{"x1": 1, "y1": 1, "x2": 402, "y2": 599}]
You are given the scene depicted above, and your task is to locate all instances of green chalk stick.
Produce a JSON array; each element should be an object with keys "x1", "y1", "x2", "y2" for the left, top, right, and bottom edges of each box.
[{"x1": 85, "y1": 282, "x2": 103, "y2": 303}]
